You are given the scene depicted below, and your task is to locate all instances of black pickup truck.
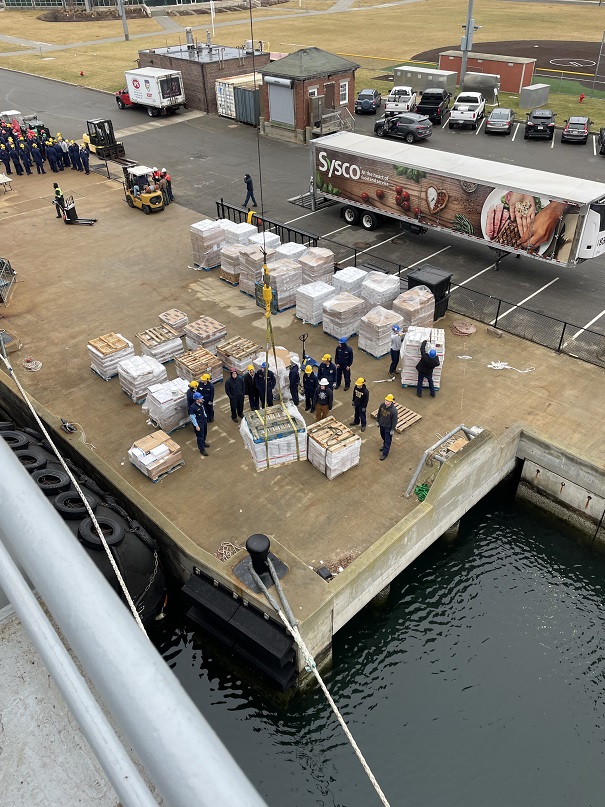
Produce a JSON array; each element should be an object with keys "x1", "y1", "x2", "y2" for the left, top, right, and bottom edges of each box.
[{"x1": 415, "y1": 88, "x2": 451, "y2": 124}]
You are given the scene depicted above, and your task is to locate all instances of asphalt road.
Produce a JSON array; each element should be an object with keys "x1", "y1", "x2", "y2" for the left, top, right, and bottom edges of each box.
[{"x1": 3, "y1": 69, "x2": 605, "y2": 336}]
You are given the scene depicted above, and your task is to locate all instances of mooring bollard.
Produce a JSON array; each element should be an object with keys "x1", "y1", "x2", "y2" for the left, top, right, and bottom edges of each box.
[{"x1": 246, "y1": 533, "x2": 271, "y2": 575}]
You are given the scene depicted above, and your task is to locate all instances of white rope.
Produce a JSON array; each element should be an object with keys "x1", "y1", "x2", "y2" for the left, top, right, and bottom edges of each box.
[
  {"x1": 487, "y1": 360, "x2": 535, "y2": 373},
  {"x1": 0, "y1": 352, "x2": 148, "y2": 637}
]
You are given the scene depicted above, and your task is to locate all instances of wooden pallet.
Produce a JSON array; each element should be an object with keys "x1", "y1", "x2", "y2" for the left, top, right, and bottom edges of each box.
[
  {"x1": 174, "y1": 347, "x2": 223, "y2": 381},
  {"x1": 184, "y1": 317, "x2": 226, "y2": 341},
  {"x1": 246, "y1": 406, "x2": 305, "y2": 443},
  {"x1": 370, "y1": 403, "x2": 422, "y2": 433},
  {"x1": 88, "y1": 332, "x2": 129, "y2": 356},
  {"x1": 307, "y1": 417, "x2": 360, "y2": 449},
  {"x1": 158, "y1": 309, "x2": 188, "y2": 329},
  {"x1": 144, "y1": 460, "x2": 185, "y2": 483},
  {"x1": 136, "y1": 323, "x2": 180, "y2": 348},
  {"x1": 358, "y1": 346, "x2": 389, "y2": 360},
  {"x1": 217, "y1": 336, "x2": 260, "y2": 365},
  {"x1": 220, "y1": 268, "x2": 240, "y2": 285}
]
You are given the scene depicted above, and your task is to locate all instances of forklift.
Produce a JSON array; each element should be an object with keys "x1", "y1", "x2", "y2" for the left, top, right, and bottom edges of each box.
[
  {"x1": 82, "y1": 119, "x2": 125, "y2": 160},
  {"x1": 122, "y1": 165, "x2": 164, "y2": 214}
]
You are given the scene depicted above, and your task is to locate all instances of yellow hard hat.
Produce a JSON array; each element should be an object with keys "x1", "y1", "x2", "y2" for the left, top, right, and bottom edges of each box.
[
  {"x1": 304, "y1": 365, "x2": 313, "y2": 374},
  {"x1": 322, "y1": 354, "x2": 331, "y2": 362},
  {"x1": 189, "y1": 380, "x2": 198, "y2": 388},
  {"x1": 385, "y1": 394, "x2": 395, "y2": 402},
  {"x1": 355, "y1": 377, "x2": 365, "y2": 386},
  {"x1": 57, "y1": 132, "x2": 62, "y2": 137},
  {"x1": 247, "y1": 364, "x2": 254, "y2": 371},
  {"x1": 201, "y1": 373, "x2": 211, "y2": 381}
]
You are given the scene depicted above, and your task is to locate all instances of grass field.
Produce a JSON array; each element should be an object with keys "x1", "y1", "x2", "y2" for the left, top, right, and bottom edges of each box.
[{"x1": 0, "y1": 10, "x2": 161, "y2": 45}]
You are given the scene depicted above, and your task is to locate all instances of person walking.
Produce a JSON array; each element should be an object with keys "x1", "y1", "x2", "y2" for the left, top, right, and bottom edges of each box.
[
  {"x1": 53, "y1": 182, "x2": 65, "y2": 219},
  {"x1": 242, "y1": 173, "x2": 257, "y2": 207},
  {"x1": 186, "y1": 380, "x2": 199, "y2": 408},
  {"x1": 377, "y1": 394, "x2": 398, "y2": 461},
  {"x1": 255, "y1": 363, "x2": 276, "y2": 407},
  {"x1": 31, "y1": 144, "x2": 45, "y2": 174},
  {"x1": 289, "y1": 360, "x2": 300, "y2": 406},
  {"x1": 225, "y1": 368, "x2": 245, "y2": 422},
  {"x1": 313, "y1": 378, "x2": 333, "y2": 422},
  {"x1": 389, "y1": 325, "x2": 402, "y2": 377},
  {"x1": 303, "y1": 365, "x2": 318, "y2": 412},
  {"x1": 335, "y1": 336, "x2": 354, "y2": 391},
  {"x1": 416, "y1": 339, "x2": 439, "y2": 398},
  {"x1": 188, "y1": 392, "x2": 209, "y2": 457},
  {"x1": 317, "y1": 354, "x2": 337, "y2": 388},
  {"x1": 244, "y1": 364, "x2": 259, "y2": 411},
  {"x1": 198, "y1": 374, "x2": 215, "y2": 422},
  {"x1": 350, "y1": 377, "x2": 369, "y2": 432},
  {"x1": 79, "y1": 145, "x2": 90, "y2": 175}
]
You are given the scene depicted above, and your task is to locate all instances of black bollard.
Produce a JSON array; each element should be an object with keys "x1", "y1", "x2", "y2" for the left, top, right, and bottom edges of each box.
[{"x1": 246, "y1": 533, "x2": 270, "y2": 575}]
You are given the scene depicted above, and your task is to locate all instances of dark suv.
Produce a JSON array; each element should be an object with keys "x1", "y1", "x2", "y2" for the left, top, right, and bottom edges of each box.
[
  {"x1": 524, "y1": 109, "x2": 556, "y2": 140},
  {"x1": 355, "y1": 89, "x2": 382, "y2": 114},
  {"x1": 561, "y1": 116, "x2": 591, "y2": 144},
  {"x1": 416, "y1": 88, "x2": 451, "y2": 123},
  {"x1": 374, "y1": 112, "x2": 432, "y2": 143}
]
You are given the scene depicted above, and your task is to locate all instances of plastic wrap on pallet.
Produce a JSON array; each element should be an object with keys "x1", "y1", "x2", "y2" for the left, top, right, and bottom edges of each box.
[
  {"x1": 224, "y1": 222, "x2": 258, "y2": 246},
  {"x1": 190, "y1": 220, "x2": 224, "y2": 269},
  {"x1": 158, "y1": 309, "x2": 189, "y2": 336},
  {"x1": 359, "y1": 271, "x2": 400, "y2": 312},
  {"x1": 400, "y1": 326, "x2": 445, "y2": 389},
  {"x1": 392, "y1": 285, "x2": 435, "y2": 333},
  {"x1": 299, "y1": 247, "x2": 335, "y2": 285},
  {"x1": 306, "y1": 417, "x2": 362, "y2": 480},
  {"x1": 118, "y1": 355, "x2": 167, "y2": 403},
  {"x1": 248, "y1": 231, "x2": 281, "y2": 250},
  {"x1": 240, "y1": 404, "x2": 307, "y2": 471},
  {"x1": 295, "y1": 281, "x2": 336, "y2": 325},
  {"x1": 87, "y1": 334, "x2": 134, "y2": 380},
  {"x1": 142, "y1": 377, "x2": 190, "y2": 433},
  {"x1": 322, "y1": 292, "x2": 365, "y2": 339},
  {"x1": 128, "y1": 429, "x2": 184, "y2": 481},
  {"x1": 358, "y1": 306, "x2": 404, "y2": 358},
  {"x1": 266, "y1": 258, "x2": 302, "y2": 310},
  {"x1": 275, "y1": 241, "x2": 308, "y2": 262},
  {"x1": 332, "y1": 266, "x2": 368, "y2": 295},
  {"x1": 239, "y1": 246, "x2": 276, "y2": 296},
  {"x1": 140, "y1": 336, "x2": 184, "y2": 364}
]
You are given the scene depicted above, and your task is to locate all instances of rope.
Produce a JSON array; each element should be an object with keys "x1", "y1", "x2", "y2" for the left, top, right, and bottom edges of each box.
[
  {"x1": 487, "y1": 361, "x2": 535, "y2": 373},
  {"x1": 249, "y1": 560, "x2": 391, "y2": 807},
  {"x1": 0, "y1": 349, "x2": 149, "y2": 637}
]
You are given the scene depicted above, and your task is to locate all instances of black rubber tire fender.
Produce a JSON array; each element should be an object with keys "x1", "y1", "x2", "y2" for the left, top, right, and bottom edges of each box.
[
  {"x1": 31, "y1": 468, "x2": 72, "y2": 496},
  {"x1": 54, "y1": 490, "x2": 99, "y2": 520},
  {"x1": 78, "y1": 515, "x2": 125, "y2": 549},
  {"x1": 14, "y1": 446, "x2": 48, "y2": 473},
  {"x1": 0, "y1": 421, "x2": 15, "y2": 431},
  {"x1": 1, "y1": 429, "x2": 29, "y2": 449},
  {"x1": 130, "y1": 520, "x2": 158, "y2": 551},
  {"x1": 22, "y1": 427, "x2": 45, "y2": 442}
]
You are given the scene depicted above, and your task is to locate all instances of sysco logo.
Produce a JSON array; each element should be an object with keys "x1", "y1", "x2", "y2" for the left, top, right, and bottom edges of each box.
[{"x1": 318, "y1": 151, "x2": 360, "y2": 180}]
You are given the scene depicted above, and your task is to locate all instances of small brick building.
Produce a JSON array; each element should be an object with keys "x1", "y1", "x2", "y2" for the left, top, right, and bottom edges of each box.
[
  {"x1": 138, "y1": 42, "x2": 271, "y2": 113},
  {"x1": 438, "y1": 51, "x2": 536, "y2": 94},
  {"x1": 260, "y1": 48, "x2": 359, "y2": 143}
]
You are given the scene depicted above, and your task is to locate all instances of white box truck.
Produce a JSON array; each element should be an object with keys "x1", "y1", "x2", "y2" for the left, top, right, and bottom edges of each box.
[
  {"x1": 116, "y1": 68, "x2": 186, "y2": 117},
  {"x1": 311, "y1": 131, "x2": 605, "y2": 267}
]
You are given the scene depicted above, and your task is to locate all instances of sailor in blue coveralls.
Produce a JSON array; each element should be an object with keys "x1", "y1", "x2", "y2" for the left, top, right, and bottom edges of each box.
[{"x1": 188, "y1": 392, "x2": 209, "y2": 456}]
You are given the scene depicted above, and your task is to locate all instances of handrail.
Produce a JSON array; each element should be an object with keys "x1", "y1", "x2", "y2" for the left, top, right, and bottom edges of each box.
[
  {"x1": 0, "y1": 440, "x2": 268, "y2": 807},
  {"x1": 406, "y1": 425, "x2": 480, "y2": 498}
]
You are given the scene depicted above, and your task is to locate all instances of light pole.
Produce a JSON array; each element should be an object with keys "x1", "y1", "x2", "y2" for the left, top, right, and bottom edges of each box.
[
  {"x1": 117, "y1": 0, "x2": 130, "y2": 42},
  {"x1": 460, "y1": 0, "x2": 480, "y2": 88}
]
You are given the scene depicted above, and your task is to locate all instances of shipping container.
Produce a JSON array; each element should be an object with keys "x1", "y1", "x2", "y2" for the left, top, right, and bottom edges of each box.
[{"x1": 215, "y1": 74, "x2": 261, "y2": 120}]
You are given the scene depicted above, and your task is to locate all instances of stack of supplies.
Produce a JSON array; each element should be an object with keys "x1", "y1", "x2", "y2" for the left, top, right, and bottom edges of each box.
[
  {"x1": 299, "y1": 247, "x2": 335, "y2": 285},
  {"x1": 158, "y1": 309, "x2": 189, "y2": 336},
  {"x1": 240, "y1": 404, "x2": 307, "y2": 471},
  {"x1": 239, "y1": 246, "x2": 276, "y2": 296},
  {"x1": 143, "y1": 377, "x2": 190, "y2": 433},
  {"x1": 295, "y1": 281, "x2": 336, "y2": 325},
  {"x1": 217, "y1": 336, "x2": 260, "y2": 373},
  {"x1": 190, "y1": 220, "x2": 224, "y2": 270},
  {"x1": 249, "y1": 231, "x2": 281, "y2": 250},
  {"x1": 401, "y1": 326, "x2": 445, "y2": 389},
  {"x1": 118, "y1": 355, "x2": 167, "y2": 403},
  {"x1": 136, "y1": 324, "x2": 184, "y2": 364},
  {"x1": 275, "y1": 241, "x2": 308, "y2": 262},
  {"x1": 392, "y1": 285, "x2": 435, "y2": 332},
  {"x1": 252, "y1": 347, "x2": 291, "y2": 399},
  {"x1": 358, "y1": 306, "x2": 404, "y2": 358},
  {"x1": 219, "y1": 245, "x2": 244, "y2": 285},
  {"x1": 359, "y1": 271, "x2": 400, "y2": 311},
  {"x1": 266, "y1": 258, "x2": 302, "y2": 310},
  {"x1": 332, "y1": 266, "x2": 367, "y2": 295},
  {"x1": 128, "y1": 430, "x2": 184, "y2": 482},
  {"x1": 322, "y1": 293, "x2": 365, "y2": 339},
  {"x1": 224, "y1": 222, "x2": 258, "y2": 246},
  {"x1": 183, "y1": 316, "x2": 227, "y2": 354},
  {"x1": 87, "y1": 333, "x2": 134, "y2": 380},
  {"x1": 175, "y1": 347, "x2": 223, "y2": 385},
  {"x1": 306, "y1": 417, "x2": 362, "y2": 480}
]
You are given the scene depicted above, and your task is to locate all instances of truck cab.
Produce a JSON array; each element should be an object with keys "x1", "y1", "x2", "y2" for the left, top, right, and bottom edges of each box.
[
  {"x1": 115, "y1": 89, "x2": 133, "y2": 110},
  {"x1": 123, "y1": 165, "x2": 164, "y2": 215}
]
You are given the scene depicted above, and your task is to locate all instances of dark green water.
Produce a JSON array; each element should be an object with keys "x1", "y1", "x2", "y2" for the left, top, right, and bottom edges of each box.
[{"x1": 152, "y1": 498, "x2": 605, "y2": 807}]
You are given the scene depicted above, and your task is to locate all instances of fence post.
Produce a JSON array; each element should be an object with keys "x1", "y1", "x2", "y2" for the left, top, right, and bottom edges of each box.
[
  {"x1": 353, "y1": 249, "x2": 357, "y2": 267},
  {"x1": 494, "y1": 298, "x2": 502, "y2": 327},
  {"x1": 557, "y1": 323, "x2": 567, "y2": 353}
]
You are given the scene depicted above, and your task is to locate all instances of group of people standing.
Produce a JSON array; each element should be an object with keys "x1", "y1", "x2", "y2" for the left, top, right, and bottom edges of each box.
[{"x1": 0, "y1": 121, "x2": 90, "y2": 178}]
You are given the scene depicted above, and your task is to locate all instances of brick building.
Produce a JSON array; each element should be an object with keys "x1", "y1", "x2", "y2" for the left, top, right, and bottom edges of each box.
[
  {"x1": 138, "y1": 41, "x2": 271, "y2": 113},
  {"x1": 259, "y1": 48, "x2": 359, "y2": 143},
  {"x1": 438, "y1": 51, "x2": 536, "y2": 94}
]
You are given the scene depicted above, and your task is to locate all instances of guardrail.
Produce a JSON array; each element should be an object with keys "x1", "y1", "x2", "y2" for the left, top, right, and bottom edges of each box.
[{"x1": 216, "y1": 199, "x2": 318, "y2": 246}]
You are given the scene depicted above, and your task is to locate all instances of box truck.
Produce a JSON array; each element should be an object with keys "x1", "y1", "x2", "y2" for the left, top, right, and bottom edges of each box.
[
  {"x1": 310, "y1": 132, "x2": 605, "y2": 267},
  {"x1": 116, "y1": 68, "x2": 186, "y2": 117}
]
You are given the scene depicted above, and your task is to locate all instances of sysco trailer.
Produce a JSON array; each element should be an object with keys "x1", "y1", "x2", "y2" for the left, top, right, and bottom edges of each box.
[
  {"x1": 310, "y1": 132, "x2": 605, "y2": 266},
  {"x1": 116, "y1": 68, "x2": 186, "y2": 117}
]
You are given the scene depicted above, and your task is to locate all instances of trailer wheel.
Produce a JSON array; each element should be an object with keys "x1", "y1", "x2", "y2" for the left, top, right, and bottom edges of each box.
[
  {"x1": 142, "y1": 204, "x2": 151, "y2": 215},
  {"x1": 116, "y1": 98, "x2": 125, "y2": 110},
  {"x1": 343, "y1": 206, "x2": 359, "y2": 225},
  {"x1": 126, "y1": 195, "x2": 134, "y2": 208},
  {"x1": 361, "y1": 212, "x2": 379, "y2": 231}
]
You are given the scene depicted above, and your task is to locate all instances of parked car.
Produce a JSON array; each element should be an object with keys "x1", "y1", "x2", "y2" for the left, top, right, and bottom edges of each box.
[
  {"x1": 485, "y1": 107, "x2": 515, "y2": 135},
  {"x1": 384, "y1": 86, "x2": 416, "y2": 116},
  {"x1": 524, "y1": 109, "x2": 556, "y2": 140},
  {"x1": 374, "y1": 112, "x2": 432, "y2": 143},
  {"x1": 598, "y1": 128, "x2": 605, "y2": 155},
  {"x1": 416, "y1": 88, "x2": 451, "y2": 123},
  {"x1": 561, "y1": 116, "x2": 591, "y2": 144},
  {"x1": 449, "y1": 92, "x2": 485, "y2": 129},
  {"x1": 355, "y1": 89, "x2": 382, "y2": 115}
]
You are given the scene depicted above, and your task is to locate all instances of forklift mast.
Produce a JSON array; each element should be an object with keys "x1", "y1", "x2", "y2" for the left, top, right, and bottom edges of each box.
[{"x1": 86, "y1": 119, "x2": 126, "y2": 160}]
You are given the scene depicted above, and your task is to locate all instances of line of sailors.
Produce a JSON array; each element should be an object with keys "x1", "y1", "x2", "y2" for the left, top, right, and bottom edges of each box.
[{"x1": 0, "y1": 123, "x2": 90, "y2": 177}]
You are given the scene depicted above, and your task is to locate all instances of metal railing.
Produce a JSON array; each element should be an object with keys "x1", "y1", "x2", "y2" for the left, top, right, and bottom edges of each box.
[
  {"x1": 216, "y1": 198, "x2": 318, "y2": 246},
  {"x1": 0, "y1": 440, "x2": 268, "y2": 807}
]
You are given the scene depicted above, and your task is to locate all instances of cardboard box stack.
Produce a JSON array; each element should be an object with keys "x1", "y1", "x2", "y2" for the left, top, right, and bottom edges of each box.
[
  {"x1": 296, "y1": 281, "x2": 336, "y2": 325},
  {"x1": 360, "y1": 271, "x2": 401, "y2": 312},
  {"x1": 158, "y1": 309, "x2": 189, "y2": 337},
  {"x1": 322, "y1": 292, "x2": 365, "y2": 339},
  {"x1": 217, "y1": 336, "x2": 261, "y2": 373},
  {"x1": 275, "y1": 241, "x2": 308, "y2": 262},
  {"x1": 249, "y1": 231, "x2": 281, "y2": 250},
  {"x1": 392, "y1": 285, "x2": 435, "y2": 333},
  {"x1": 299, "y1": 247, "x2": 335, "y2": 285},
  {"x1": 267, "y1": 259, "x2": 302, "y2": 310},
  {"x1": 118, "y1": 355, "x2": 167, "y2": 403},
  {"x1": 87, "y1": 333, "x2": 134, "y2": 380},
  {"x1": 143, "y1": 377, "x2": 190, "y2": 433},
  {"x1": 136, "y1": 324, "x2": 184, "y2": 364},
  {"x1": 224, "y1": 222, "x2": 257, "y2": 246},
  {"x1": 184, "y1": 316, "x2": 227, "y2": 354},
  {"x1": 332, "y1": 266, "x2": 368, "y2": 295},
  {"x1": 175, "y1": 347, "x2": 223, "y2": 385},
  {"x1": 400, "y1": 326, "x2": 445, "y2": 390},
  {"x1": 307, "y1": 417, "x2": 362, "y2": 480},
  {"x1": 359, "y1": 306, "x2": 404, "y2": 358},
  {"x1": 190, "y1": 220, "x2": 224, "y2": 270},
  {"x1": 219, "y1": 245, "x2": 244, "y2": 285},
  {"x1": 240, "y1": 404, "x2": 307, "y2": 471},
  {"x1": 128, "y1": 430, "x2": 184, "y2": 481},
  {"x1": 239, "y1": 246, "x2": 276, "y2": 296}
]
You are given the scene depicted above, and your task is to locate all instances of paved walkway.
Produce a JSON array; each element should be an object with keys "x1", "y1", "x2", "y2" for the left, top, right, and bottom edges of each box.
[{"x1": 153, "y1": 14, "x2": 187, "y2": 32}]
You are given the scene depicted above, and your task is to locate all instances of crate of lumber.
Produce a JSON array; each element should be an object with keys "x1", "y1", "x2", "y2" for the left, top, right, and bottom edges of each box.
[
  {"x1": 370, "y1": 402, "x2": 422, "y2": 433},
  {"x1": 158, "y1": 309, "x2": 189, "y2": 336},
  {"x1": 128, "y1": 430, "x2": 184, "y2": 482},
  {"x1": 87, "y1": 332, "x2": 134, "y2": 380},
  {"x1": 136, "y1": 324, "x2": 184, "y2": 364},
  {"x1": 216, "y1": 336, "x2": 260, "y2": 373},
  {"x1": 183, "y1": 316, "x2": 227, "y2": 354},
  {"x1": 175, "y1": 347, "x2": 223, "y2": 385},
  {"x1": 307, "y1": 417, "x2": 361, "y2": 480},
  {"x1": 240, "y1": 404, "x2": 307, "y2": 471}
]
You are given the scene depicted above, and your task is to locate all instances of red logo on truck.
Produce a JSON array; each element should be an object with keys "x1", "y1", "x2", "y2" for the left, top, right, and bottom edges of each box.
[{"x1": 132, "y1": 79, "x2": 140, "y2": 89}]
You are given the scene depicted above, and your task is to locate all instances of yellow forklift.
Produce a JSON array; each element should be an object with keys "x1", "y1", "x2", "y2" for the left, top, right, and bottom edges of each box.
[
  {"x1": 82, "y1": 119, "x2": 125, "y2": 160},
  {"x1": 122, "y1": 165, "x2": 165, "y2": 214}
]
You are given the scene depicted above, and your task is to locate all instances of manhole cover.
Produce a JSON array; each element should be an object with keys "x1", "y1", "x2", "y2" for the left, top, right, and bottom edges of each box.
[
  {"x1": 353, "y1": 241, "x2": 372, "y2": 249},
  {"x1": 391, "y1": 237, "x2": 409, "y2": 246}
]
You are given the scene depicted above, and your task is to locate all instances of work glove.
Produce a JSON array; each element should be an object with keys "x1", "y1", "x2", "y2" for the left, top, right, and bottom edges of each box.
[{"x1": 390, "y1": 430, "x2": 394, "y2": 436}]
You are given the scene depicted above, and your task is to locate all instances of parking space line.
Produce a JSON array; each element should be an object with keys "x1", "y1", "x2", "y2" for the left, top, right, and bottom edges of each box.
[
  {"x1": 338, "y1": 233, "x2": 401, "y2": 265},
  {"x1": 489, "y1": 278, "x2": 559, "y2": 324},
  {"x1": 593, "y1": 135, "x2": 597, "y2": 157},
  {"x1": 565, "y1": 307, "x2": 605, "y2": 345},
  {"x1": 551, "y1": 135, "x2": 556, "y2": 150},
  {"x1": 321, "y1": 224, "x2": 351, "y2": 238},
  {"x1": 512, "y1": 123, "x2": 520, "y2": 142},
  {"x1": 454, "y1": 263, "x2": 496, "y2": 287},
  {"x1": 441, "y1": 116, "x2": 450, "y2": 130},
  {"x1": 402, "y1": 246, "x2": 451, "y2": 272},
  {"x1": 475, "y1": 118, "x2": 486, "y2": 135},
  {"x1": 285, "y1": 210, "x2": 321, "y2": 225}
]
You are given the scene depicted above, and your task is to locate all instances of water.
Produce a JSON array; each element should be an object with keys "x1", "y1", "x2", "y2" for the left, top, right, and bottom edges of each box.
[{"x1": 152, "y1": 497, "x2": 605, "y2": 807}]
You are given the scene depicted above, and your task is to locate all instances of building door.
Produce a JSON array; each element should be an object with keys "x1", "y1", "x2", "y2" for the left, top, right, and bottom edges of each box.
[
  {"x1": 268, "y1": 84, "x2": 295, "y2": 124},
  {"x1": 324, "y1": 82, "x2": 335, "y2": 111}
]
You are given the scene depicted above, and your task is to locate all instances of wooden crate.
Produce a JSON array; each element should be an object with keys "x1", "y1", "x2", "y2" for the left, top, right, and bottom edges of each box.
[
  {"x1": 217, "y1": 336, "x2": 260, "y2": 365},
  {"x1": 174, "y1": 347, "x2": 223, "y2": 382},
  {"x1": 88, "y1": 332, "x2": 129, "y2": 356},
  {"x1": 246, "y1": 406, "x2": 306, "y2": 443},
  {"x1": 371, "y1": 403, "x2": 422, "y2": 433},
  {"x1": 136, "y1": 324, "x2": 180, "y2": 348}
]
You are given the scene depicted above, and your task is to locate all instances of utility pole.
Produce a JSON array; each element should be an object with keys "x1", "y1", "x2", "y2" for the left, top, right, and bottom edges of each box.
[
  {"x1": 117, "y1": 0, "x2": 130, "y2": 42},
  {"x1": 460, "y1": 0, "x2": 480, "y2": 88}
]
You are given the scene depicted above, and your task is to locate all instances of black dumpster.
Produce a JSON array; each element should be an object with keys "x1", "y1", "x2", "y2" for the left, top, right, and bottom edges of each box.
[{"x1": 407, "y1": 264, "x2": 453, "y2": 321}]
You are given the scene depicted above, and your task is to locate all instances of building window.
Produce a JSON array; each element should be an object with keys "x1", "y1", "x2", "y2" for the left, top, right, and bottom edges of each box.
[
  {"x1": 308, "y1": 86, "x2": 319, "y2": 97},
  {"x1": 339, "y1": 81, "x2": 348, "y2": 105}
]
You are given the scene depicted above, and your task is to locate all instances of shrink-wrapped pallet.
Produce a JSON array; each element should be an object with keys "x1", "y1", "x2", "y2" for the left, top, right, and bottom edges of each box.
[
  {"x1": 332, "y1": 266, "x2": 367, "y2": 295},
  {"x1": 143, "y1": 377, "x2": 190, "y2": 433},
  {"x1": 392, "y1": 285, "x2": 435, "y2": 332},
  {"x1": 190, "y1": 220, "x2": 224, "y2": 270},
  {"x1": 240, "y1": 404, "x2": 307, "y2": 471},
  {"x1": 128, "y1": 430, "x2": 184, "y2": 481},
  {"x1": 239, "y1": 246, "x2": 276, "y2": 296},
  {"x1": 137, "y1": 324, "x2": 184, "y2": 364},
  {"x1": 359, "y1": 271, "x2": 400, "y2": 311},
  {"x1": 184, "y1": 316, "x2": 227, "y2": 354},
  {"x1": 299, "y1": 247, "x2": 335, "y2": 284},
  {"x1": 87, "y1": 333, "x2": 134, "y2": 380},
  {"x1": 358, "y1": 306, "x2": 404, "y2": 358},
  {"x1": 118, "y1": 355, "x2": 167, "y2": 403},
  {"x1": 400, "y1": 326, "x2": 445, "y2": 390},
  {"x1": 219, "y1": 244, "x2": 244, "y2": 285},
  {"x1": 296, "y1": 281, "x2": 336, "y2": 325},
  {"x1": 322, "y1": 292, "x2": 365, "y2": 340},
  {"x1": 307, "y1": 417, "x2": 361, "y2": 480},
  {"x1": 252, "y1": 347, "x2": 292, "y2": 400},
  {"x1": 158, "y1": 309, "x2": 188, "y2": 336},
  {"x1": 266, "y1": 258, "x2": 302, "y2": 310},
  {"x1": 275, "y1": 241, "x2": 308, "y2": 262},
  {"x1": 224, "y1": 222, "x2": 257, "y2": 246},
  {"x1": 249, "y1": 231, "x2": 281, "y2": 250},
  {"x1": 217, "y1": 336, "x2": 260, "y2": 374},
  {"x1": 175, "y1": 347, "x2": 223, "y2": 385}
]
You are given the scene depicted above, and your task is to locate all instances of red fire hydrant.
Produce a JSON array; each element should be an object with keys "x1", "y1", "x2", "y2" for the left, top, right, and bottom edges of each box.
[{"x1": 579, "y1": 92, "x2": 585, "y2": 103}]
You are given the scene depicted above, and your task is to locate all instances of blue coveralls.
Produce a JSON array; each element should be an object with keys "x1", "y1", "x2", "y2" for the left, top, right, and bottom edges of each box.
[
  {"x1": 19, "y1": 147, "x2": 32, "y2": 175},
  {"x1": 199, "y1": 381, "x2": 215, "y2": 422},
  {"x1": 188, "y1": 400, "x2": 208, "y2": 454},
  {"x1": 9, "y1": 147, "x2": 22, "y2": 175},
  {"x1": 303, "y1": 372, "x2": 318, "y2": 411},
  {"x1": 255, "y1": 369, "x2": 276, "y2": 407},
  {"x1": 31, "y1": 146, "x2": 45, "y2": 174},
  {"x1": 335, "y1": 343, "x2": 354, "y2": 390},
  {"x1": 0, "y1": 148, "x2": 11, "y2": 174},
  {"x1": 317, "y1": 360, "x2": 337, "y2": 388},
  {"x1": 80, "y1": 147, "x2": 90, "y2": 174},
  {"x1": 46, "y1": 147, "x2": 58, "y2": 172},
  {"x1": 54, "y1": 144, "x2": 65, "y2": 171},
  {"x1": 289, "y1": 363, "x2": 300, "y2": 406}
]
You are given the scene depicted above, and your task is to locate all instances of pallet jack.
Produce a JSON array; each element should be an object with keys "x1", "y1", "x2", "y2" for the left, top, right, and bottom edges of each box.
[{"x1": 61, "y1": 195, "x2": 97, "y2": 226}]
